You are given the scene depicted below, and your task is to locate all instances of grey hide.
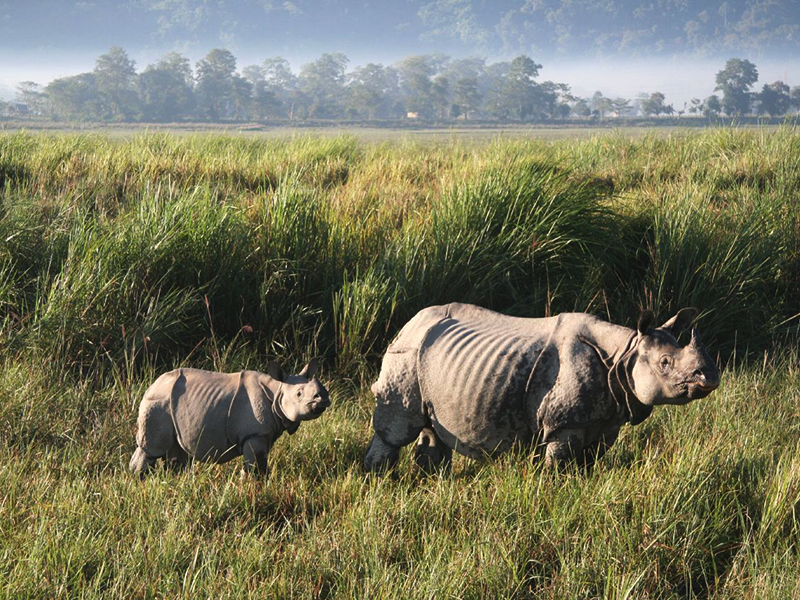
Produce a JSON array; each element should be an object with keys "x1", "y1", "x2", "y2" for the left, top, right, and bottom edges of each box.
[
  {"x1": 364, "y1": 303, "x2": 720, "y2": 472},
  {"x1": 129, "y1": 359, "x2": 330, "y2": 477}
]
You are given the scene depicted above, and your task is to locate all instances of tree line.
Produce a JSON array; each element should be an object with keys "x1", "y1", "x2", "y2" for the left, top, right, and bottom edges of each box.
[{"x1": 5, "y1": 48, "x2": 800, "y2": 123}]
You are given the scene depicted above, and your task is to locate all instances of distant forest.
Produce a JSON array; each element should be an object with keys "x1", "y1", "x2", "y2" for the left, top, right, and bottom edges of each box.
[
  {"x1": 4, "y1": 1, "x2": 799, "y2": 59},
  {"x1": 4, "y1": 47, "x2": 800, "y2": 124}
]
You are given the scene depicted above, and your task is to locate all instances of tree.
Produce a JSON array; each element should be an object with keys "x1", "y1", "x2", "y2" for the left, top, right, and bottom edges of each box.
[
  {"x1": 263, "y1": 58, "x2": 299, "y2": 119},
  {"x1": 590, "y1": 91, "x2": 613, "y2": 119},
  {"x1": 15, "y1": 81, "x2": 47, "y2": 115},
  {"x1": 441, "y1": 58, "x2": 485, "y2": 87},
  {"x1": 138, "y1": 52, "x2": 195, "y2": 122},
  {"x1": 498, "y1": 55, "x2": 543, "y2": 120},
  {"x1": 714, "y1": 58, "x2": 758, "y2": 116},
  {"x1": 45, "y1": 73, "x2": 104, "y2": 120},
  {"x1": 382, "y1": 66, "x2": 406, "y2": 119},
  {"x1": 572, "y1": 98, "x2": 591, "y2": 118},
  {"x1": 263, "y1": 58, "x2": 296, "y2": 90},
  {"x1": 641, "y1": 92, "x2": 673, "y2": 117},
  {"x1": 94, "y1": 46, "x2": 139, "y2": 120},
  {"x1": 299, "y1": 53, "x2": 349, "y2": 119},
  {"x1": 241, "y1": 65, "x2": 264, "y2": 88},
  {"x1": 791, "y1": 87, "x2": 800, "y2": 112},
  {"x1": 609, "y1": 97, "x2": 633, "y2": 117},
  {"x1": 346, "y1": 63, "x2": 390, "y2": 120},
  {"x1": 231, "y1": 74, "x2": 253, "y2": 120},
  {"x1": 431, "y1": 75, "x2": 450, "y2": 119},
  {"x1": 757, "y1": 81, "x2": 791, "y2": 117},
  {"x1": 243, "y1": 66, "x2": 283, "y2": 121},
  {"x1": 702, "y1": 95, "x2": 722, "y2": 118},
  {"x1": 453, "y1": 77, "x2": 481, "y2": 120},
  {"x1": 534, "y1": 81, "x2": 574, "y2": 119},
  {"x1": 195, "y1": 48, "x2": 238, "y2": 120},
  {"x1": 159, "y1": 52, "x2": 194, "y2": 87},
  {"x1": 396, "y1": 55, "x2": 436, "y2": 117}
]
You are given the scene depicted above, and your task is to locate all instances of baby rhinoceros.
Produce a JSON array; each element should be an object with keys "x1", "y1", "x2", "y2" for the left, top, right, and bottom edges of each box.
[
  {"x1": 364, "y1": 303, "x2": 721, "y2": 472},
  {"x1": 129, "y1": 359, "x2": 329, "y2": 477}
]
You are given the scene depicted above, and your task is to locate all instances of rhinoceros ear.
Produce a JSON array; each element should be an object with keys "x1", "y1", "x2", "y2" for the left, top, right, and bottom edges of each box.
[
  {"x1": 637, "y1": 310, "x2": 655, "y2": 334},
  {"x1": 267, "y1": 361, "x2": 285, "y2": 382},
  {"x1": 298, "y1": 358, "x2": 318, "y2": 379},
  {"x1": 660, "y1": 307, "x2": 698, "y2": 336}
]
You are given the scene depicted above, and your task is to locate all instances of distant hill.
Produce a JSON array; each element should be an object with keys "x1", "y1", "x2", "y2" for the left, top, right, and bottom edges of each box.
[{"x1": 1, "y1": 0, "x2": 798, "y2": 62}]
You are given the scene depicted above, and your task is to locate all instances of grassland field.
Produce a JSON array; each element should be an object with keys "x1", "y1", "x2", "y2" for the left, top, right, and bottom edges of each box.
[
  {"x1": 1, "y1": 126, "x2": 799, "y2": 597},
  {"x1": 2, "y1": 119, "x2": 786, "y2": 142}
]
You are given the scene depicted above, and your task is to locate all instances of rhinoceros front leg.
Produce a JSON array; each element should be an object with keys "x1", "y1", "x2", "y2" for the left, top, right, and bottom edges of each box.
[
  {"x1": 365, "y1": 346, "x2": 428, "y2": 473},
  {"x1": 129, "y1": 446, "x2": 158, "y2": 477},
  {"x1": 544, "y1": 428, "x2": 588, "y2": 469},
  {"x1": 414, "y1": 427, "x2": 452, "y2": 473},
  {"x1": 242, "y1": 436, "x2": 271, "y2": 477},
  {"x1": 581, "y1": 429, "x2": 619, "y2": 468},
  {"x1": 363, "y1": 434, "x2": 402, "y2": 473}
]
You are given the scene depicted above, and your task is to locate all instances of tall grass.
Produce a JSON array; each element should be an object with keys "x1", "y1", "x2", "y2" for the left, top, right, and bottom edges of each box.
[
  {"x1": 1, "y1": 127, "x2": 799, "y2": 597},
  {"x1": 3, "y1": 128, "x2": 797, "y2": 370},
  {"x1": 384, "y1": 160, "x2": 613, "y2": 317}
]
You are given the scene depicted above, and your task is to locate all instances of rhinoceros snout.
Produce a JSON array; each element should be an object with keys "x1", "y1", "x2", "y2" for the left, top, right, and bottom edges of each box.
[
  {"x1": 687, "y1": 369, "x2": 720, "y2": 398},
  {"x1": 309, "y1": 396, "x2": 331, "y2": 415}
]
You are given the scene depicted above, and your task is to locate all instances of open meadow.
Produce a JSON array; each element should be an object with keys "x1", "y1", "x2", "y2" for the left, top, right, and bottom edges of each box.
[{"x1": 1, "y1": 127, "x2": 799, "y2": 597}]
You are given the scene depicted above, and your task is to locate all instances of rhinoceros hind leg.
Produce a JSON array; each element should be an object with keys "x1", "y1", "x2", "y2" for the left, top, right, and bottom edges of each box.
[
  {"x1": 242, "y1": 436, "x2": 270, "y2": 477},
  {"x1": 129, "y1": 446, "x2": 158, "y2": 477},
  {"x1": 414, "y1": 427, "x2": 452, "y2": 473},
  {"x1": 135, "y1": 397, "x2": 178, "y2": 460},
  {"x1": 363, "y1": 434, "x2": 402, "y2": 473}
]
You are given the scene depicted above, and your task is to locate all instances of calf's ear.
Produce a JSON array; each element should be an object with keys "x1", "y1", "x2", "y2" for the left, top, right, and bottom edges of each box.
[
  {"x1": 267, "y1": 361, "x2": 285, "y2": 382},
  {"x1": 637, "y1": 309, "x2": 655, "y2": 334},
  {"x1": 660, "y1": 307, "x2": 698, "y2": 336},
  {"x1": 298, "y1": 357, "x2": 318, "y2": 379}
]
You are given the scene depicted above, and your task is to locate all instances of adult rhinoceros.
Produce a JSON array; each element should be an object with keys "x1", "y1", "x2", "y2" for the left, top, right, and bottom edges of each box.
[
  {"x1": 363, "y1": 303, "x2": 720, "y2": 472},
  {"x1": 130, "y1": 359, "x2": 329, "y2": 477}
]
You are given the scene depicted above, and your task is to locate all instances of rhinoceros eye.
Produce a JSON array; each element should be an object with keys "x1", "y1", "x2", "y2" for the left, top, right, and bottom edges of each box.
[{"x1": 659, "y1": 356, "x2": 673, "y2": 372}]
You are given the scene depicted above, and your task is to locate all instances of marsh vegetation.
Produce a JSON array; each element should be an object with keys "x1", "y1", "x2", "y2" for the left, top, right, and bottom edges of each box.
[{"x1": 1, "y1": 128, "x2": 799, "y2": 596}]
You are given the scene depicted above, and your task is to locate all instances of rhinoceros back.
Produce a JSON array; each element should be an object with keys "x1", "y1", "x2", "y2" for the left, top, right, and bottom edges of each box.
[
  {"x1": 417, "y1": 305, "x2": 547, "y2": 458},
  {"x1": 170, "y1": 369, "x2": 242, "y2": 461}
]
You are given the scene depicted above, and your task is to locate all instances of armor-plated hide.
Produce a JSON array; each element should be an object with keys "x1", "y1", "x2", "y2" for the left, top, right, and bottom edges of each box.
[
  {"x1": 166, "y1": 369, "x2": 278, "y2": 462},
  {"x1": 130, "y1": 360, "x2": 329, "y2": 476},
  {"x1": 364, "y1": 303, "x2": 720, "y2": 472}
]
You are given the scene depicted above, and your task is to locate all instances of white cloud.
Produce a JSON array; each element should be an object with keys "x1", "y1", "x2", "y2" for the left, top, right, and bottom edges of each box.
[{"x1": 282, "y1": 1, "x2": 302, "y2": 16}]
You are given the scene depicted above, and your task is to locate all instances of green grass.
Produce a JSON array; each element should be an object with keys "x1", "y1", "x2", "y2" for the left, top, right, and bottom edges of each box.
[{"x1": 1, "y1": 126, "x2": 799, "y2": 597}]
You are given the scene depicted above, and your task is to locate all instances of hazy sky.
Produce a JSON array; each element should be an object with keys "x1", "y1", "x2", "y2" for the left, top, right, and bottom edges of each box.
[{"x1": 1, "y1": 1, "x2": 798, "y2": 107}]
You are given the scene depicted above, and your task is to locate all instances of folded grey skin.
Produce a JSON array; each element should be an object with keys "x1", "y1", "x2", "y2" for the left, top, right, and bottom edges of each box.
[
  {"x1": 130, "y1": 359, "x2": 330, "y2": 477},
  {"x1": 364, "y1": 303, "x2": 720, "y2": 472}
]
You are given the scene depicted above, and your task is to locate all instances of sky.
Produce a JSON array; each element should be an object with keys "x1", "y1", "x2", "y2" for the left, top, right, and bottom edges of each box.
[{"x1": 1, "y1": 1, "x2": 798, "y2": 107}]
